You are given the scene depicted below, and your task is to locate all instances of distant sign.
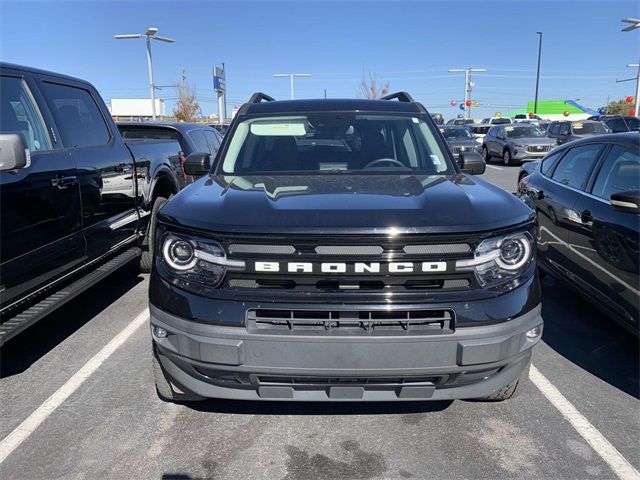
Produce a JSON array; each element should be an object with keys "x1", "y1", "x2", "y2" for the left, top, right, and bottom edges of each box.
[{"x1": 214, "y1": 66, "x2": 226, "y2": 93}]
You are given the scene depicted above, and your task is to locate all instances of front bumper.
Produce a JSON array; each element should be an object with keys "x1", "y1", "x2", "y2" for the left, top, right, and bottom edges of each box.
[
  {"x1": 150, "y1": 303, "x2": 543, "y2": 401},
  {"x1": 512, "y1": 149, "x2": 549, "y2": 161}
]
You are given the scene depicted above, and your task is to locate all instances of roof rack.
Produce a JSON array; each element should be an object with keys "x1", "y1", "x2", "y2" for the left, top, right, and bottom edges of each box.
[
  {"x1": 381, "y1": 92, "x2": 415, "y2": 103},
  {"x1": 248, "y1": 92, "x2": 275, "y2": 104}
]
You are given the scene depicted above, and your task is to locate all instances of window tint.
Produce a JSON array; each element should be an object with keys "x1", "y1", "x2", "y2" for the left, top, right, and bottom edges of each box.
[
  {"x1": 548, "y1": 124, "x2": 558, "y2": 135},
  {"x1": 118, "y1": 125, "x2": 188, "y2": 152},
  {"x1": 606, "y1": 118, "x2": 627, "y2": 133},
  {"x1": 203, "y1": 130, "x2": 221, "y2": 154},
  {"x1": 559, "y1": 123, "x2": 571, "y2": 135},
  {"x1": 540, "y1": 151, "x2": 562, "y2": 176},
  {"x1": 592, "y1": 146, "x2": 639, "y2": 200},
  {"x1": 0, "y1": 76, "x2": 52, "y2": 151},
  {"x1": 626, "y1": 117, "x2": 639, "y2": 131},
  {"x1": 551, "y1": 144, "x2": 603, "y2": 189},
  {"x1": 188, "y1": 129, "x2": 211, "y2": 153},
  {"x1": 41, "y1": 82, "x2": 110, "y2": 147}
]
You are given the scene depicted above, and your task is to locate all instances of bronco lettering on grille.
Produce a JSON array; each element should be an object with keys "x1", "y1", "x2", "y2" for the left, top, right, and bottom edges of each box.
[{"x1": 253, "y1": 261, "x2": 448, "y2": 274}]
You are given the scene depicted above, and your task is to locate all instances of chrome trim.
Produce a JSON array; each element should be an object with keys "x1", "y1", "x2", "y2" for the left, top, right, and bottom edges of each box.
[
  {"x1": 194, "y1": 250, "x2": 246, "y2": 270},
  {"x1": 315, "y1": 246, "x2": 384, "y2": 255}
]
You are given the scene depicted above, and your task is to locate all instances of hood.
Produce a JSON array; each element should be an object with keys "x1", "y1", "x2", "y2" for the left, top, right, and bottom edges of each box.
[
  {"x1": 160, "y1": 174, "x2": 533, "y2": 235},
  {"x1": 508, "y1": 137, "x2": 555, "y2": 146},
  {"x1": 446, "y1": 139, "x2": 479, "y2": 148}
]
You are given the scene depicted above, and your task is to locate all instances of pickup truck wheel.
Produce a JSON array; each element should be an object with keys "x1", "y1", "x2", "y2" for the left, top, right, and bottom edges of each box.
[
  {"x1": 139, "y1": 196, "x2": 168, "y2": 273},
  {"x1": 152, "y1": 343, "x2": 202, "y2": 402}
]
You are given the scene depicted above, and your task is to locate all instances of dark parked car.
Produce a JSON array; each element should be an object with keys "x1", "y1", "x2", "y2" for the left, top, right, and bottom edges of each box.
[
  {"x1": 440, "y1": 125, "x2": 481, "y2": 155},
  {"x1": 545, "y1": 120, "x2": 611, "y2": 145},
  {"x1": 148, "y1": 91, "x2": 542, "y2": 404},
  {"x1": 482, "y1": 124, "x2": 556, "y2": 166},
  {"x1": 601, "y1": 116, "x2": 639, "y2": 133},
  {"x1": 517, "y1": 133, "x2": 639, "y2": 334},
  {"x1": 446, "y1": 118, "x2": 474, "y2": 126},
  {"x1": 0, "y1": 63, "x2": 203, "y2": 343}
]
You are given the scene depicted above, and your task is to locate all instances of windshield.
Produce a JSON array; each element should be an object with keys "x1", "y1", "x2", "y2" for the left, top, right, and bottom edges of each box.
[
  {"x1": 491, "y1": 118, "x2": 512, "y2": 124},
  {"x1": 453, "y1": 119, "x2": 474, "y2": 125},
  {"x1": 220, "y1": 113, "x2": 454, "y2": 175},
  {"x1": 571, "y1": 122, "x2": 609, "y2": 135},
  {"x1": 442, "y1": 128, "x2": 473, "y2": 139},
  {"x1": 505, "y1": 126, "x2": 544, "y2": 138}
]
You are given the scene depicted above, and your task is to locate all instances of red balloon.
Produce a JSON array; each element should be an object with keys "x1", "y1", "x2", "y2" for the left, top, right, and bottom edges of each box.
[
  {"x1": 626, "y1": 96, "x2": 635, "y2": 104},
  {"x1": 629, "y1": 108, "x2": 636, "y2": 116},
  {"x1": 465, "y1": 99, "x2": 472, "y2": 107}
]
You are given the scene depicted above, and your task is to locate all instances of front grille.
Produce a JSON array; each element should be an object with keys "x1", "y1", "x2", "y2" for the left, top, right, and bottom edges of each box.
[
  {"x1": 219, "y1": 235, "x2": 479, "y2": 300},
  {"x1": 525, "y1": 145, "x2": 552, "y2": 153},
  {"x1": 246, "y1": 308, "x2": 454, "y2": 335}
]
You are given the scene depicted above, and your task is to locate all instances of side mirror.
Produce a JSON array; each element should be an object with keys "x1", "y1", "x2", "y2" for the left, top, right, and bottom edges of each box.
[
  {"x1": 0, "y1": 133, "x2": 30, "y2": 172},
  {"x1": 183, "y1": 152, "x2": 211, "y2": 176},
  {"x1": 458, "y1": 152, "x2": 486, "y2": 175},
  {"x1": 610, "y1": 190, "x2": 640, "y2": 214}
]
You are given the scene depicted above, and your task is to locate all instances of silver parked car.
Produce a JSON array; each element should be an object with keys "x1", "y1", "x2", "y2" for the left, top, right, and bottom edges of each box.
[{"x1": 482, "y1": 124, "x2": 556, "y2": 166}]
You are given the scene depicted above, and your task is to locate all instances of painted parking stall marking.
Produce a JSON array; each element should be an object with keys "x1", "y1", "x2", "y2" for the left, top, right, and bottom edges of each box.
[{"x1": 0, "y1": 309, "x2": 150, "y2": 465}]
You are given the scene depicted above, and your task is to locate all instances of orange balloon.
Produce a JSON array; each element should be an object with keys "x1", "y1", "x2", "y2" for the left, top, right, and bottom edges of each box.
[{"x1": 629, "y1": 108, "x2": 636, "y2": 116}]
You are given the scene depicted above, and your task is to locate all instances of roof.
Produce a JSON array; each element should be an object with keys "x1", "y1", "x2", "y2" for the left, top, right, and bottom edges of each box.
[
  {"x1": 241, "y1": 98, "x2": 424, "y2": 115},
  {"x1": 555, "y1": 132, "x2": 638, "y2": 147},
  {"x1": 0, "y1": 62, "x2": 92, "y2": 86},
  {"x1": 116, "y1": 121, "x2": 217, "y2": 133}
]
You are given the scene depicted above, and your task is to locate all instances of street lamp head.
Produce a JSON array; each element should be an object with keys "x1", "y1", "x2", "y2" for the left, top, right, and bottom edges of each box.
[
  {"x1": 152, "y1": 35, "x2": 175, "y2": 43},
  {"x1": 145, "y1": 27, "x2": 158, "y2": 36},
  {"x1": 114, "y1": 34, "x2": 143, "y2": 39},
  {"x1": 621, "y1": 18, "x2": 640, "y2": 32}
]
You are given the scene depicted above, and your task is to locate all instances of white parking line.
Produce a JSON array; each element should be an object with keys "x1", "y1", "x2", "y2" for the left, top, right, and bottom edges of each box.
[
  {"x1": 529, "y1": 365, "x2": 640, "y2": 480},
  {"x1": 0, "y1": 309, "x2": 149, "y2": 465},
  {"x1": 486, "y1": 165, "x2": 503, "y2": 171}
]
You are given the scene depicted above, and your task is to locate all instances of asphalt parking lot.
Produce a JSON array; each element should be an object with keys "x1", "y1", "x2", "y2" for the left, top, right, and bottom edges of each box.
[{"x1": 0, "y1": 165, "x2": 638, "y2": 480}]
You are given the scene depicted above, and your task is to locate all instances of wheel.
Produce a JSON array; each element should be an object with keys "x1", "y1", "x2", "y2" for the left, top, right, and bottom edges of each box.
[
  {"x1": 139, "y1": 196, "x2": 168, "y2": 273},
  {"x1": 503, "y1": 149, "x2": 513, "y2": 166},
  {"x1": 481, "y1": 363, "x2": 529, "y2": 401},
  {"x1": 482, "y1": 379, "x2": 521, "y2": 401},
  {"x1": 152, "y1": 343, "x2": 202, "y2": 402},
  {"x1": 482, "y1": 145, "x2": 491, "y2": 162}
]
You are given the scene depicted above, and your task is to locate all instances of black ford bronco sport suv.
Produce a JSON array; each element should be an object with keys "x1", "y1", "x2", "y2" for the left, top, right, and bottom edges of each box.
[{"x1": 149, "y1": 92, "x2": 543, "y2": 402}]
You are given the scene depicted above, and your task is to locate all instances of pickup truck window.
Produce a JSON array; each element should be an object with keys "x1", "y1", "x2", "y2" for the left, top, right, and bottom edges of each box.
[
  {"x1": 221, "y1": 114, "x2": 453, "y2": 175},
  {"x1": 0, "y1": 75, "x2": 52, "y2": 151},
  {"x1": 41, "y1": 82, "x2": 110, "y2": 148}
]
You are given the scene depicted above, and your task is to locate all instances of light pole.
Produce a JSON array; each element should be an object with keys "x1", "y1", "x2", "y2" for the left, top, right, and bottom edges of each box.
[
  {"x1": 534, "y1": 32, "x2": 543, "y2": 115},
  {"x1": 448, "y1": 68, "x2": 486, "y2": 119},
  {"x1": 115, "y1": 27, "x2": 175, "y2": 120},
  {"x1": 621, "y1": 18, "x2": 640, "y2": 117},
  {"x1": 273, "y1": 73, "x2": 311, "y2": 100}
]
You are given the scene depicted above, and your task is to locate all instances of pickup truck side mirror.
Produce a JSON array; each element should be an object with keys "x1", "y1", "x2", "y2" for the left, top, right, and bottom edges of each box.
[
  {"x1": 458, "y1": 152, "x2": 486, "y2": 175},
  {"x1": 183, "y1": 152, "x2": 211, "y2": 176},
  {"x1": 0, "y1": 133, "x2": 30, "y2": 172},
  {"x1": 610, "y1": 190, "x2": 640, "y2": 214}
]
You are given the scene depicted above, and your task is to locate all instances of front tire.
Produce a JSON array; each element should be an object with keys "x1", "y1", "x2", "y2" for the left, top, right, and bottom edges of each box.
[
  {"x1": 139, "y1": 196, "x2": 168, "y2": 273},
  {"x1": 480, "y1": 363, "x2": 529, "y2": 401},
  {"x1": 503, "y1": 149, "x2": 513, "y2": 166},
  {"x1": 482, "y1": 145, "x2": 491, "y2": 162},
  {"x1": 152, "y1": 343, "x2": 202, "y2": 402}
]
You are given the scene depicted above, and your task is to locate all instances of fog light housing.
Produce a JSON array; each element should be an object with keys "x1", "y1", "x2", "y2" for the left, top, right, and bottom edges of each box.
[
  {"x1": 153, "y1": 326, "x2": 168, "y2": 338},
  {"x1": 526, "y1": 326, "x2": 541, "y2": 339}
]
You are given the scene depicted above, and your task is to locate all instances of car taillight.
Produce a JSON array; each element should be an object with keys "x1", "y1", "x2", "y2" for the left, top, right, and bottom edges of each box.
[{"x1": 519, "y1": 176, "x2": 529, "y2": 186}]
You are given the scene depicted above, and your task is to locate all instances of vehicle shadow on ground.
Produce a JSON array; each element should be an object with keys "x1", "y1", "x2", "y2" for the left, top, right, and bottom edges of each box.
[
  {"x1": 0, "y1": 267, "x2": 144, "y2": 378},
  {"x1": 540, "y1": 275, "x2": 639, "y2": 398},
  {"x1": 189, "y1": 398, "x2": 453, "y2": 416}
]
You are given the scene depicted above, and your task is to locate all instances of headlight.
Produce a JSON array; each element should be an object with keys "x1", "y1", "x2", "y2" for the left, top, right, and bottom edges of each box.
[
  {"x1": 159, "y1": 232, "x2": 245, "y2": 289},
  {"x1": 455, "y1": 231, "x2": 535, "y2": 292}
]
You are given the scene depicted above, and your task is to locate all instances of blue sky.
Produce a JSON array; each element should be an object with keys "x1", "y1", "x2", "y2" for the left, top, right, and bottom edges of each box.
[{"x1": 1, "y1": 0, "x2": 639, "y2": 120}]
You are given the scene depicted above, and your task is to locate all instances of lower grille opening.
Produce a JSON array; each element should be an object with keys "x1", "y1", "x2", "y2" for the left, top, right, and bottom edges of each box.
[
  {"x1": 247, "y1": 308, "x2": 454, "y2": 335},
  {"x1": 256, "y1": 375, "x2": 445, "y2": 387}
]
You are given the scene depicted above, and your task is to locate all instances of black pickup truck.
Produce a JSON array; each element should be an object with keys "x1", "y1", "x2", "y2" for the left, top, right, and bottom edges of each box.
[
  {"x1": 0, "y1": 63, "x2": 202, "y2": 343},
  {"x1": 149, "y1": 92, "x2": 544, "y2": 403}
]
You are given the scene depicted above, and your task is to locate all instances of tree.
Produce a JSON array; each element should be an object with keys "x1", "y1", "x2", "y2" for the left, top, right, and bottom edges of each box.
[
  {"x1": 173, "y1": 80, "x2": 200, "y2": 122},
  {"x1": 358, "y1": 71, "x2": 390, "y2": 99},
  {"x1": 604, "y1": 98, "x2": 635, "y2": 115}
]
